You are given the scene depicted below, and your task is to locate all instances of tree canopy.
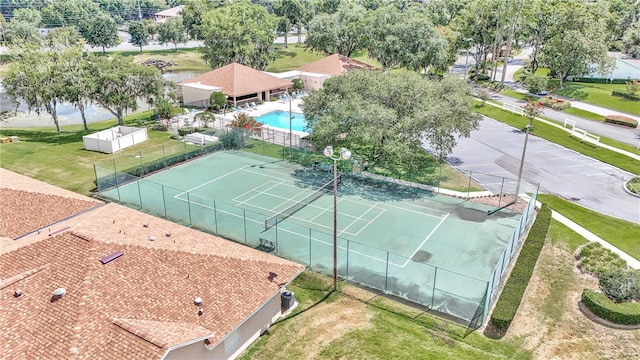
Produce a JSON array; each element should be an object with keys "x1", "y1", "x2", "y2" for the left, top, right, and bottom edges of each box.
[
  {"x1": 81, "y1": 12, "x2": 120, "y2": 53},
  {"x1": 305, "y1": 2, "x2": 367, "y2": 57},
  {"x1": 157, "y1": 16, "x2": 187, "y2": 50},
  {"x1": 198, "y1": 0, "x2": 276, "y2": 69},
  {"x1": 128, "y1": 21, "x2": 149, "y2": 52},
  {"x1": 302, "y1": 71, "x2": 480, "y2": 167}
]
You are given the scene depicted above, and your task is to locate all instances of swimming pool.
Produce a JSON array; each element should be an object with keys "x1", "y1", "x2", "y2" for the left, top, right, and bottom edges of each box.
[{"x1": 256, "y1": 110, "x2": 307, "y2": 132}]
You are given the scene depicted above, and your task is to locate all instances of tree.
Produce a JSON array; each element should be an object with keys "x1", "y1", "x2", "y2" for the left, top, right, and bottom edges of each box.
[
  {"x1": 3, "y1": 19, "x2": 40, "y2": 45},
  {"x1": 198, "y1": 0, "x2": 277, "y2": 69},
  {"x1": 157, "y1": 16, "x2": 187, "y2": 50},
  {"x1": 305, "y1": 2, "x2": 367, "y2": 57},
  {"x1": 525, "y1": 75, "x2": 548, "y2": 94},
  {"x1": 538, "y1": 0, "x2": 614, "y2": 87},
  {"x1": 45, "y1": 26, "x2": 82, "y2": 48},
  {"x1": 81, "y1": 13, "x2": 120, "y2": 54},
  {"x1": 154, "y1": 98, "x2": 174, "y2": 127},
  {"x1": 87, "y1": 54, "x2": 169, "y2": 125},
  {"x1": 622, "y1": 23, "x2": 640, "y2": 58},
  {"x1": 143, "y1": 19, "x2": 158, "y2": 40},
  {"x1": 3, "y1": 45, "x2": 82, "y2": 132},
  {"x1": 302, "y1": 71, "x2": 480, "y2": 167},
  {"x1": 273, "y1": 0, "x2": 306, "y2": 48},
  {"x1": 209, "y1": 91, "x2": 226, "y2": 111},
  {"x1": 41, "y1": 0, "x2": 102, "y2": 28},
  {"x1": 181, "y1": 0, "x2": 211, "y2": 40},
  {"x1": 522, "y1": 98, "x2": 544, "y2": 127},
  {"x1": 128, "y1": 21, "x2": 149, "y2": 53}
]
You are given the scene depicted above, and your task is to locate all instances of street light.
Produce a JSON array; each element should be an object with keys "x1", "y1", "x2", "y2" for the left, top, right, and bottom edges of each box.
[
  {"x1": 514, "y1": 123, "x2": 532, "y2": 202},
  {"x1": 289, "y1": 93, "x2": 293, "y2": 158},
  {"x1": 323, "y1": 146, "x2": 351, "y2": 290}
]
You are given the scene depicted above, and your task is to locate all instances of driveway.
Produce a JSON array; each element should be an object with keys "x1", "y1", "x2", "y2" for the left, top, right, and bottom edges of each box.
[{"x1": 434, "y1": 117, "x2": 640, "y2": 223}]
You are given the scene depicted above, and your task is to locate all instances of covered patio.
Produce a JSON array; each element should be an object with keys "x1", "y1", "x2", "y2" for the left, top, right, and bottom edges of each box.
[{"x1": 179, "y1": 63, "x2": 294, "y2": 108}]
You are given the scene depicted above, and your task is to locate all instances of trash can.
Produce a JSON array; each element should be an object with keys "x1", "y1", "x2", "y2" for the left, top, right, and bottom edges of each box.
[{"x1": 281, "y1": 291, "x2": 294, "y2": 310}]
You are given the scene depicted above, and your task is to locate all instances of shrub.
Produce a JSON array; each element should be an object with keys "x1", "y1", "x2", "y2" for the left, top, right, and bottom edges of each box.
[
  {"x1": 599, "y1": 268, "x2": 640, "y2": 303},
  {"x1": 488, "y1": 205, "x2": 551, "y2": 336},
  {"x1": 611, "y1": 90, "x2": 640, "y2": 101},
  {"x1": 626, "y1": 177, "x2": 640, "y2": 194},
  {"x1": 292, "y1": 78, "x2": 304, "y2": 90},
  {"x1": 178, "y1": 127, "x2": 198, "y2": 136},
  {"x1": 525, "y1": 75, "x2": 548, "y2": 94},
  {"x1": 475, "y1": 73, "x2": 490, "y2": 81},
  {"x1": 604, "y1": 115, "x2": 638, "y2": 128},
  {"x1": 209, "y1": 91, "x2": 227, "y2": 111},
  {"x1": 577, "y1": 242, "x2": 627, "y2": 277},
  {"x1": 539, "y1": 96, "x2": 571, "y2": 110},
  {"x1": 581, "y1": 289, "x2": 640, "y2": 325},
  {"x1": 573, "y1": 78, "x2": 629, "y2": 84}
]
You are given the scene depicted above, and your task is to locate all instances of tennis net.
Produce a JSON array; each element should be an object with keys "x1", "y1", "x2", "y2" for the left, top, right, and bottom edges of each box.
[{"x1": 264, "y1": 175, "x2": 342, "y2": 231}]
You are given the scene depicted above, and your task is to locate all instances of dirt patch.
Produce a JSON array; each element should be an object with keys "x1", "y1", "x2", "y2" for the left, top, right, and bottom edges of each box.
[
  {"x1": 469, "y1": 194, "x2": 528, "y2": 213},
  {"x1": 505, "y1": 243, "x2": 640, "y2": 359}
]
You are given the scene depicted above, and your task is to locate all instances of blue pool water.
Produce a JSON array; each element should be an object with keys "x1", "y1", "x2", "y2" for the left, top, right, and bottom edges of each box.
[{"x1": 256, "y1": 111, "x2": 307, "y2": 132}]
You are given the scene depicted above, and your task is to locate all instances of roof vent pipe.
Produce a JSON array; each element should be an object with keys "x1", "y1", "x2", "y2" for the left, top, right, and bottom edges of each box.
[{"x1": 194, "y1": 297, "x2": 203, "y2": 306}]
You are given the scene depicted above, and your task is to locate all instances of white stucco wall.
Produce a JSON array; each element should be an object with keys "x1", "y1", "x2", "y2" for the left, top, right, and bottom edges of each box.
[
  {"x1": 299, "y1": 74, "x2": 329, "y2": 91},
  {"x1": 163, "y1": 292, "x2": 284, "y2": 360},
  {"x1": 586, "y1": 58, "x2": 640, "y2": 80},
  {"x1": 182, "y1": 84, "x2": 220, "y2": 106}
]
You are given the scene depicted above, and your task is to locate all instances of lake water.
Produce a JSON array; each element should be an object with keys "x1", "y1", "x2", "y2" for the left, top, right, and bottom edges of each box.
[{"x1": 0, "y1": 70, "x2": 207, "y2": 128}]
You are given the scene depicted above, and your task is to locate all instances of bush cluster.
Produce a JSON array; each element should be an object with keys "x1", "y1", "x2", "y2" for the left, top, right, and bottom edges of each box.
[
  {"x1": 611, "y1": 90, "x2": 640, "y2": 101},
  {"x1": 539, "y1": 96, "x2": 571, "y2": 110},
  {"x1": 582, "y1": 289, "x2": 640, "y2": 325},
  {"x1": 599, "y1": 268, "x2": 640, "y2": 303},
  {"x1": 604, "y1": 115, "x2": 638, "y2": 128},
  {"x1": 577, "y1": 242, "x2": 627, "y2": 277},
  {"x1": 488, "y1": 205, "x2": 551, "y2": 335}
]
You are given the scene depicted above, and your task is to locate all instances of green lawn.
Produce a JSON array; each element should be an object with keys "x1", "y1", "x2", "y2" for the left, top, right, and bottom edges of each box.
[
  {"x1": 474, "y1": 103, "x2": 640, "y2": 174},
  {"x1": 240, "y1": 271, "x2": 531, "y2": 360},
  {"x1": 550, "y1": 81, "x2": 640, "y2": 116},
  {"x1": 538, "y1": 194, "x2": 640, "y2": 261},
  {"x1": 561, "y1": 107, "x2": 605, "y2": 122},
  {"x1": 0, "y1": 111, "x2": 195, "y2": 195},
  {"x1": 266, "y1": 44, "x2": 325, "y2": 73}
]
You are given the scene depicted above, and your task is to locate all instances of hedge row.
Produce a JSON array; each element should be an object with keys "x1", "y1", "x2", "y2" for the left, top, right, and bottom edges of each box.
[
  {"x1": 611, "y1": 91, "x2": 640, "y2": 101},
  {"x1": 572, "y1": 78, "x2": 629, "y2": 84},
  {"x1": 604, "y1": 115, "x2": 638, "y2": 128},
  {"x1": 489, "y1": 205, "x2": 552, "y2": 335},
  {"x1": 582, "y1": 289, "x2": 640, "y2": 325}
]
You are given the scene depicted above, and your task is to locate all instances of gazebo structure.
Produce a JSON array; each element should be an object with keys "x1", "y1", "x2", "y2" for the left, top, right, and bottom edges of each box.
[{"x1": 179, "y1": 63, "x2": 294, "y2": 108}]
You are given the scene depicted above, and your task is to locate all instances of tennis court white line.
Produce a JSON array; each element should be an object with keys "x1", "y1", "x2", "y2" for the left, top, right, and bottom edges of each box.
[
  {"x1": 397, "y1": 213, "x2": 449, "y2": 268},
  {"x1": 234, "y1": 180, "x2": 288, "y2": 210},
  {"x1": 350, "y1": 208, "x2": 386, "y2": 237},
  {"x1": 338, "y1": 202, "x2": 381, "y2": 237},
  {"x1": 377, "y1": 201, "x2": 448, "y2": 219},
  {"x1": 181, "y1": 196, "x2": 405, "y2": 267},
  {"x1": 176, "y1": 165, "x2": 252, "y2": 198},
  {"x1": 231, "y1": 181, "x2": 279, "y2": 203}
]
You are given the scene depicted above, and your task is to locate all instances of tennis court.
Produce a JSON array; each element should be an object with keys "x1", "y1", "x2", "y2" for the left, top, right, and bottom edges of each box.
[{"x1": 98, "y1": 150, "x2": 530, "y2": 323}]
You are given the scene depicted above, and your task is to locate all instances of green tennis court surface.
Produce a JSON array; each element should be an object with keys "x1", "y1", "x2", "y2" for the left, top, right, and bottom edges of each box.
[{"x1": 98, "y1": 150, "x2": 525, "y2": 323}]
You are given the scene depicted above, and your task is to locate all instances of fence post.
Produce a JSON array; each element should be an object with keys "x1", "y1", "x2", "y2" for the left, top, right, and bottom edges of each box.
[
  {"x1": 186, "y1": 192, "x2": 192, "y2": 225},
  {"x1": 162, "y1": 185, "x2": 167, "y2": 218},
  {"x1": 162, "y1": 144, "x2": 166, "y2": 167},
  {"x1": 138, "y1": 151, "x2": 143, "y2": 173},
  {"x1": 483, "y1": 281, "x2": 491, "y2": 324},
  {"x1": 431, "y1": 267, "x2": 438, "y2": 309},
  {"x1": 384, "y1": 252, "x2": 390, "y2": 292},
  {"x1": 213, "y1": 200, "x2": 218, "y2": 234},
  {"x1": 243, "y1": 209, "x2": 247, "y2": 245},
  {"x1": 275, "y1": 220, "x2": 279, "y2": 255},
  {"x1": 498, "y1": 177, "x2": 505, "y2": 207},
  {"x1": 113, "y1": 159, "x2": 121, "y2": 201},
  {"x1": 346, "y1": 240, "x2": 350, "y2": 280},
  {"x1": 136, "y1": 178, "x2": 143, "y2": 209},
  {"x1": 309, "y1": 228, "x2": 312, "y2": 266}
]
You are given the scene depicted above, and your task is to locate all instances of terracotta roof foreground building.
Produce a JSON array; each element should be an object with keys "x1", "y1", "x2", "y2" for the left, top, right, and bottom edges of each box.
[{"x1": 0, "y1": 169, "x2": 305, "y2": 360}]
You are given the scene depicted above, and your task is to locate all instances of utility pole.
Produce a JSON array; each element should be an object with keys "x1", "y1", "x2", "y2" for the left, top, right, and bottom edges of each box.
[{"x1": 137, "y1": 0, "x2": 143, "y2": 21}]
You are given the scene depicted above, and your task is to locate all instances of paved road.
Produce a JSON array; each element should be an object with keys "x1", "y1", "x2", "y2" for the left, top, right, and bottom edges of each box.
[
  {"x1": 432, "y1": 117, "x2": 639, "y2": 223},
  {"x1": 451, "y1": 48, "x2": 640, "y2": 148}
]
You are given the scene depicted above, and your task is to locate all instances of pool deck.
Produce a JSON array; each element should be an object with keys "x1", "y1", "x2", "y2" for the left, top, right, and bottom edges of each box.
[{"x1": 175, "y1": 97, "x2": 309, "y2": 136}]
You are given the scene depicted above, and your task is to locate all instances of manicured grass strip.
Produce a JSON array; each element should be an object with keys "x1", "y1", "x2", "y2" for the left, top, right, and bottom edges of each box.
[
  {"x1": 488, "y1": 205, "x2": 551, "y2": 336},
  {"x1": 474, "y1": 104, "x2": 640, "y2": 174},
  {"x1": 537, "y1": 194, "x2": 640, "y2": 261},
  {"x1": 561, "y1": 107, "x2": 604, "y2": 122},
  {"x1": 500, "y1": 89, "x2": 536, "y2": 101},
  {"x1": 549, "y1": 81, "x2": 640, "y2": 116}
]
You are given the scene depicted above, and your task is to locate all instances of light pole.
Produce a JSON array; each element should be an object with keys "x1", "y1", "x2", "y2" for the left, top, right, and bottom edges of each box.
[
  {"x1": 323, "y1": 146, "x2": 351, "y2": 290},
  {"x1": 289, "y1": 93, "x2": 293, "y2": 158},
  {"x1": 514, "y1": 122, "x2": 532, "y2": 202}
]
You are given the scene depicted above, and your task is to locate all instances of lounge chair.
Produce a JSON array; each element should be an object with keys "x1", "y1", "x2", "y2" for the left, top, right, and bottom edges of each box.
[
  {"x1": 249, "y1": 102, "x2": 258, "y2": 109},
  {"x1": 244, "y1": 103, "x2": 253, "y2": 111}
]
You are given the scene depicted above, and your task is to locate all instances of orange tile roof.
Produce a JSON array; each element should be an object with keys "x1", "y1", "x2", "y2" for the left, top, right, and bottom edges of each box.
[
  {"x1": 0, "y1": 172, "x2": 305, "y2": 360},
  {"x1": 297, "y1": 53, "x2": 380, "y2": 76},
  {"x1": 179, "y1": 62, "x2": 294, "y2": 97}
]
